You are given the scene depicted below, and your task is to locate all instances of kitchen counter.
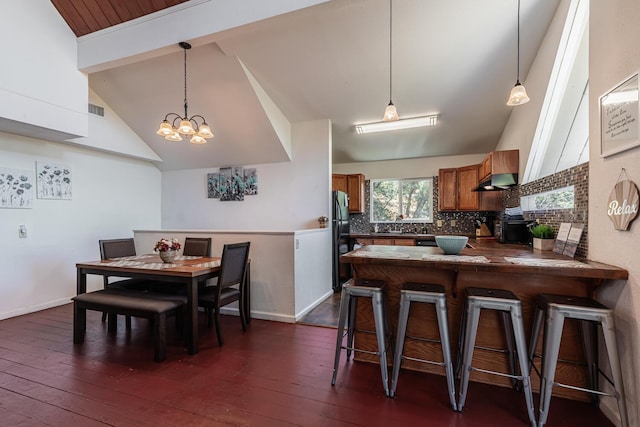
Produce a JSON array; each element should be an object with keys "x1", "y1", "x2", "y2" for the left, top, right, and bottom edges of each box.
[{"x1": 340, "y1": 240, "x2": 628, "y2": 401}]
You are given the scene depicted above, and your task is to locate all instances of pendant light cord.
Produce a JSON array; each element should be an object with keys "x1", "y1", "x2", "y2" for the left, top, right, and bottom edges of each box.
[
  {"x1": 389, "y1": 0, "x2": 393, "y2": 103},
  {"x1": 516, "y1": 0, "x2": 521, "y2": 84}
]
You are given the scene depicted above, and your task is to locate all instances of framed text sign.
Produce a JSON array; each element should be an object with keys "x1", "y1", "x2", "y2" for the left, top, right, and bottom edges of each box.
[{"x1": 600, "y1": 72, "x2": 640, "y2": 157}]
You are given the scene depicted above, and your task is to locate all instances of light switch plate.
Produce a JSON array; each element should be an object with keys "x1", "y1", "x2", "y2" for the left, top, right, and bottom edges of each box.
[
  {"x1": 436, "y1": 220, "x2": 443, "y2": 227},
  {"x1": 450, "y1": 220, "x2": 457, "y2": 227}
]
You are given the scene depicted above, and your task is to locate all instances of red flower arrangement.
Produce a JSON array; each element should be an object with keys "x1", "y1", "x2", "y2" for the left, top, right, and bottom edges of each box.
[{"x1": 154, "y1": 238, "x2": 182, "y2": 252}]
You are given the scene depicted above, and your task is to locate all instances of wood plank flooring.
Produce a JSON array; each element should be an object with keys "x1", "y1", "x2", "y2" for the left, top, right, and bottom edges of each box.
[{"x1": 0, "y1": 304, "x2": 614, "y2": 426}]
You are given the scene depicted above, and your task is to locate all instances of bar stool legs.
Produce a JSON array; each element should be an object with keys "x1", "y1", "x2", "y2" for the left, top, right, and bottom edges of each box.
[
  {"x1": 457, "y1": 288, "x2": 536, "y2": 427},
  {"x1": 530, "y1": 294, "x2": 629, "y2": 427},
  {"x1": 331, "y1": 279, "x2": 391, "y2": 396},
  {"x1": 389, "y1": 283, "x2": 457, "y2": 411}
]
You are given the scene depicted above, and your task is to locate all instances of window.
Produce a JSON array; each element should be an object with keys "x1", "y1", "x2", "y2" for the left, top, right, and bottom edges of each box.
[
  {"x1": 521, "y1": 186, "x2": 575, "y2": 211},
  {"x1": 370, "y1": 178, "x2": 433, "y2": 223},
  {"x1": 524, "y1": 0, "x2": 589, "y2": 183}
]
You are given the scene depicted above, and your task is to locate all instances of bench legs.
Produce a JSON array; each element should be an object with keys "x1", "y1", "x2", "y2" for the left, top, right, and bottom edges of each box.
[{"x1": 73, "y1": 304, "x2": 86, "y2": 344}]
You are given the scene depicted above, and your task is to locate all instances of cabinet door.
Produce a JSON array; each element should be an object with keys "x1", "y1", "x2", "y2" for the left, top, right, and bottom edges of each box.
[
  {"x1": 394, "y1": 239, "x2": 415, "y2": 246},
  {"x1": 332, "y1": 174, "x2": 347, "y2": 193},
  {"x1": 347, "y1": 174, "x2": 365, "y2": 213},
  {"x1": 479, "y1": 191, "x2": 504, "y2": 211},
  {"x1": 480, "y1": 154, "x2": 492, "y2": 181},
  {"x1": 438, "y1": 168, "x2": 458, "y2": 211},
  {"x1": 457, "y1": 165, "x2": 479, "y2": 211},
  {"x1": 372, "y1": 238, "x2": 394, "y2": 245}
]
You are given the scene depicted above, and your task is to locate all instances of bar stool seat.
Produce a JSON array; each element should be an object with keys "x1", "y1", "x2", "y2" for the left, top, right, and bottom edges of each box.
[
  {"x1": 390, "y1": 282, "x2": 457, "y2": 411},
  {"x1": 331, "y1": 278, "x2": 392, "y2": 396},
  {"x1": 457, "y1": 287, "x2": 536, "y2": 427},
  {"x1": 528, "y1": 294, "x2": 628, "y2": 427}
]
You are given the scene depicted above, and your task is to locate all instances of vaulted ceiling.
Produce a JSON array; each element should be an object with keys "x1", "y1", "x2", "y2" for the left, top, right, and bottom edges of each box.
[{"x1": 50, "y1": 0, "x2": 561, "y2": 171}]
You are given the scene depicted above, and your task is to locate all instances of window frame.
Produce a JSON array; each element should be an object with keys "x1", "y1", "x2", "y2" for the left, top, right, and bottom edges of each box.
[{"x1": 369, "y1": 177, "x2": 434, "y2": 224}]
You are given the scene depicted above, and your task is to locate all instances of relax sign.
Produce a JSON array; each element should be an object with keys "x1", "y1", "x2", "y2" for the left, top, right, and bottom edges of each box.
[{"x1": 607, "y1": 180, "x2": 639, "y2": 230}]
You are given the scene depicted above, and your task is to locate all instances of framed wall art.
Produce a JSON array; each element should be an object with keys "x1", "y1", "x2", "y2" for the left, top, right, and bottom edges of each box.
[
  {"x1": 36, "y1": 161, "x2": 72, "y2": 199},
  {"x1": 0, "y1": 167, "x2": 35, "y2": 209},
  {"x1": 600, "y1": 72, "x2": 640, "y2": 157}
]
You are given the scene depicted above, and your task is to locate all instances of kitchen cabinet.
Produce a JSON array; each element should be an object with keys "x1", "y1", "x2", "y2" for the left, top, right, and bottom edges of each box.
[
  {"x1": 438, "y1": 168, "x2": 458, "y2": 211},
  {"x1": 332, "y1": 173, "x2": 365, "y2": 213},
  {"x1": 439, "y1": 165, "x2": 504, "y2": 211},
  {"x1": 332, "y1": 174, "x2": 347, "y2": 193},
  {"x1": 479, "y1": 150, "x2": 519, "y2": 182},
  {"x1": 347, "y1": 174, "x2": 365, "y2": 213}
]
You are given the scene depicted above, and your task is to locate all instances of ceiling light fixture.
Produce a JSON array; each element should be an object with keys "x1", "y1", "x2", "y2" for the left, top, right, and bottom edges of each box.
[
  {"x1": 506, "y1": 0, "x2": 530, "y2": 106},
  {"x1": 156, "y1": 42, "x2": 214, "y2": 144},
  {"x1": 383, "y1": 0, "x2": 399, "y2": 121},
  {"x1": 355, "y1": 115, "x2": 438, "y2": 134}
]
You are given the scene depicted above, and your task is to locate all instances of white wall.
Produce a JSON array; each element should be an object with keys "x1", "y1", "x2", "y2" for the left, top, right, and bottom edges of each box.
[
  {"x1": 590, "y1": 1, "x2": 640, "y2": 425},
  {"x1": 0, "y1": 0, "x2": 88, "y2": 139},
  {"x1": 333, "y1": 154, "x2": 485, "y2": 179},
  {"x1": 134, "y1": 228, "x2": 332, "y2": 322},
  {"x1": 0, "y1": 132, "x2": 161, "y2": 319},
  {"x1": 161, "y1": 119, "x2": 332, "y2": 230}
]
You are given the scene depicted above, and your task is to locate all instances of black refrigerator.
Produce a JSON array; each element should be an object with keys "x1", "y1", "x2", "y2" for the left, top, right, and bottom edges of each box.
[{"x1": 332, "y1": 190, "x2": 351, "y2": 293}]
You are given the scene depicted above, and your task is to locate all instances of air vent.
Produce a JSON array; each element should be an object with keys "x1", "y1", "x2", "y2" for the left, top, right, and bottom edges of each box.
[{"x1": 88, "y1": 103, "x2": 104, "y2": 117}]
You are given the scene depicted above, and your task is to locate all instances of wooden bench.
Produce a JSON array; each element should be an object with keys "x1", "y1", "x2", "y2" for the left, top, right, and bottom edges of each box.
[{"x1": 72, "y1": 288, "x2": 186, "y2": 362}]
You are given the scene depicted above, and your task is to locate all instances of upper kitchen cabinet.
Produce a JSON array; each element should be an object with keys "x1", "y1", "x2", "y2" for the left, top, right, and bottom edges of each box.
[
  {"x1": 439, "y1": 165, "x2": 504, "y2": 212},
  {"x1": 438, "y1": 168, "x2": 458, "y2": 211},
  {"x1": 479, "y1": 150, "x2": 519, "y2": 182},
  {"x1": 332, "y1": 174, "x2": 347, "y2": 193},
  {"x1": 332, "y1": 173, "x2": 365, "y2": 213}
]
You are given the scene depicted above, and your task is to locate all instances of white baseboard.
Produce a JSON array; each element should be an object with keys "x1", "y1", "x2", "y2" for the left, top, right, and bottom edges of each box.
[
  {"x1": 294, "y1": 290, "x2": 334, "y2": 321},
  {"x1": 0, "y1": 297, "x2": 71, "y2": 321}
]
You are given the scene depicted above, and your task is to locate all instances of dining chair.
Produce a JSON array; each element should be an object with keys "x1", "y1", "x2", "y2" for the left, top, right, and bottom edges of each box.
[
  {"x1": 198, "y1": 241, "x2": 250, "y2": 346},
  {"x1": 99, "y1": 238, "x2": 152, "y2": 326},
  {"x1": 149, "y1": 237, "x2": 212, "y2": 295},
  {"x1": 182, "y1": 237, "x2": 212, "y2": 257}
]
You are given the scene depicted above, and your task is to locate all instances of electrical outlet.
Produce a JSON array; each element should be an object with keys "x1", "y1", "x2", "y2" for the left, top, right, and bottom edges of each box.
[
  {"x1": 450, "y1": 220, "x2": 456, "y2": 227},
  {"x1": 436, "y1": 220, "x2": 443, "y2": 227},
  {"x1": 295, "y1": 239, "x2": 300, "y2": 249},
  {"x1": 18, "y1": 225, "x2": 27, "y2": 238}
]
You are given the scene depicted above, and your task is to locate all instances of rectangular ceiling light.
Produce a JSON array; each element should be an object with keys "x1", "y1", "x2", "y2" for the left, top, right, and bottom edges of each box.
[{"x1": 355, "y1": 115, "x2": 438, "y2": 134}]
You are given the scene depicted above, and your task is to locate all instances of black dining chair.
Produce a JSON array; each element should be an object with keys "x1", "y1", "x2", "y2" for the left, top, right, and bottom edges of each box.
[
  {"x1": 182, "y1": 237, "x2": 212, "y2": 257},
  {"x1": 99, "y1": 238, "x2": 152, "y2": 326},
  {"x1": 198, "y1": 241, "x2": 250, "y2": 346}
]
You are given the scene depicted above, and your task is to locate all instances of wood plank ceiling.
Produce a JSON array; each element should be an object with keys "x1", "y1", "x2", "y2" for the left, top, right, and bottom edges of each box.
[{"x1": 50, "y1": 0, "x2": 188, "y2": 37}]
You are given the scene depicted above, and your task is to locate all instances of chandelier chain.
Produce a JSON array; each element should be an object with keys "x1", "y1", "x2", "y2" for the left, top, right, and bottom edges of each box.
[{"x1": 183, "y1": 46, "x2": 189, "y2": 118}]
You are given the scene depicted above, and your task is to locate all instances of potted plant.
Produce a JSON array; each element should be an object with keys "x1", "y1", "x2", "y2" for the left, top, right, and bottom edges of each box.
[{"x1": 531, "y1": 224, "x2": 555, "y2": 251}]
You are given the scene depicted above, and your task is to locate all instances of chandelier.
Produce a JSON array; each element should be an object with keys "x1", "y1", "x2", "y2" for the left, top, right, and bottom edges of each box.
[
  {"x1": 506, "y1": 0, "x2": 530, "y2": 106},
  {"x1": 156, "y1": 42, "x2": 214, "y2": 144}
]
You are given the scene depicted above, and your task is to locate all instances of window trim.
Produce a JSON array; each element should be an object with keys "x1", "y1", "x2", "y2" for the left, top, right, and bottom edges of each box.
[{"x1": 369, "y1": 177, "x2": 434, "y2": 223}]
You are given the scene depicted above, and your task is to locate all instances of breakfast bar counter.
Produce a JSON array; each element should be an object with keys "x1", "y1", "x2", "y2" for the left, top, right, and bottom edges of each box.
[{"x1": 340, "y1": 241, "x2": 628, "y2": 401}]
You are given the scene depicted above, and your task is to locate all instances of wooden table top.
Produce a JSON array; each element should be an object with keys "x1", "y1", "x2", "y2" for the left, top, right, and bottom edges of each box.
[
  {"x1": 76, "y1": 254, "x2": 221, "y2": 278},
  {"x1": 341, "y1": 241, "x2": 628, "y2": 281}
]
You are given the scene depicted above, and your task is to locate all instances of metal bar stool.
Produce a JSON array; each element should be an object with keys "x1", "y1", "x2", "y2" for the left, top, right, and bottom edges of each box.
[
  {"x1": 331, "y1": 278, "x2": 392, "y2": 396},
  {"x1": 528, "y1": 294, "x2": 628, "y2": 427},
  {"x1": 389, "y1": 282, "x2": 457, "y2": 411},
  {"x1": 457, "y1": 287, "x2": 536, "y2": 427}
]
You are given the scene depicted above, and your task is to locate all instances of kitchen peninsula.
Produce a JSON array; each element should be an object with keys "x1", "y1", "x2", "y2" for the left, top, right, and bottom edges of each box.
[{"x1": 340, "y1": 240, "x2": 628, "y2": 401}]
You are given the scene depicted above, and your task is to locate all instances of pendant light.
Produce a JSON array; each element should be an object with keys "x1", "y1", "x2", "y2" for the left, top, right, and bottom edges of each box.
[
  {"x1": 156, "y1": 42, "x2": 214, "y2": 143},
  {"x1": 383, "y1": 0, "x2": 399, "y2": 121},
  {"x1": 506, "y1": 0, "x2": 530, "y2": 106}
]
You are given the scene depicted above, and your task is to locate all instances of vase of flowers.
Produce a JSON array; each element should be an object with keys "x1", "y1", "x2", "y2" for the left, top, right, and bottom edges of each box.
[{"x1": 154, "y1": 238, "x2": 182, "y2": 263}]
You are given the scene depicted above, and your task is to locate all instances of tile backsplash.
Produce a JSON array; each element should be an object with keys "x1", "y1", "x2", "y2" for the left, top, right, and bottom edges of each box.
[{"x1": 349, "y1": 176, "x2": 499, "y2": 237}]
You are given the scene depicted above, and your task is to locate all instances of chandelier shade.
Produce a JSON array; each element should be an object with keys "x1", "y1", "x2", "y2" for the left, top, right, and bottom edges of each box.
[{"x1": 156, "y1": 42, "x2": 214, "y2": 143}]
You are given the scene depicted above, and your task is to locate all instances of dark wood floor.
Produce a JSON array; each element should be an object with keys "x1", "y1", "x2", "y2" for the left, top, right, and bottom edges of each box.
[{"x1": 0, "y1": 304, "x2": 614, "y2": 426}]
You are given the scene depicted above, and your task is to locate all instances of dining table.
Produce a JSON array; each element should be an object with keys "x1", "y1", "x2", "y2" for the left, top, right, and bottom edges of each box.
[{"x1": 76, "y1": 254, "x2": 250, "y2": 355}]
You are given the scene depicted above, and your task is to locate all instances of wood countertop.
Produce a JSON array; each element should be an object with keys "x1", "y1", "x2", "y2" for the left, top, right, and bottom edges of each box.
[{"x1": 341, "y1": 239, "x2": 628, "y2": 281}]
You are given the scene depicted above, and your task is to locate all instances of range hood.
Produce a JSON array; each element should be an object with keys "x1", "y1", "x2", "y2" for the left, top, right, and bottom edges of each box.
[{"x1": 472, "y1": 173, "x2": 518, "y2": 191}]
